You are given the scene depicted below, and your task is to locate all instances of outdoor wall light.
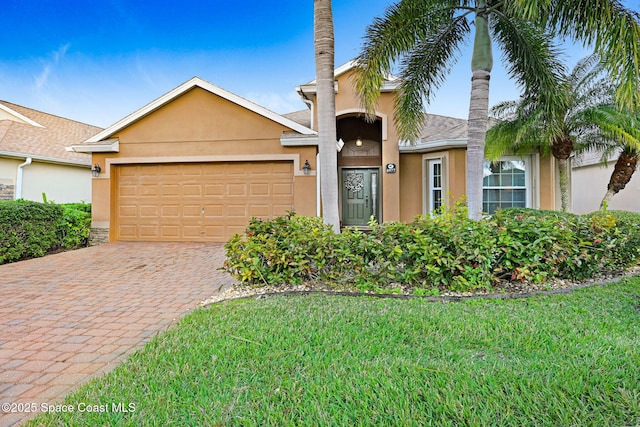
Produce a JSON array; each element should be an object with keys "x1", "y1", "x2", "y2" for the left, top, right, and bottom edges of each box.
[
  {"x1": 91, "y1": 164, "x2": 102, "y2": 177},
  {"x1": 355, "y1": 137, "x2": 363, "y2": 147},
  {"x1": 303, "y1": 160, "x2": 311, "y2": 175}
]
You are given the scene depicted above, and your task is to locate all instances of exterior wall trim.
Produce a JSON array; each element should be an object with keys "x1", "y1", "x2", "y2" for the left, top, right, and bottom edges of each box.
[{"x1": 97, "y1": 154, "x2": 316, "y2": 178}]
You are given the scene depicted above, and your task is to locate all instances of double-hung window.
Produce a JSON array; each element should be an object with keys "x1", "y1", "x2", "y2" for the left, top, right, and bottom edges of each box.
[
  {"x1": 482, "y1": 158, "x2": 529, "y2": 214},
  {"x1": 426, "y1": 158, "x2": 443, "y2": 214}
]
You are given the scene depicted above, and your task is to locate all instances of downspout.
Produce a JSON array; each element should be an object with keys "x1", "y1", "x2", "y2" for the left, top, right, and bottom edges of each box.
[
  {"x1": 301, "y1": 96, "x2": 315, "y2": 131},
  {"x1": 15, "y1": 157, "x2": 32, "y2": 200}
]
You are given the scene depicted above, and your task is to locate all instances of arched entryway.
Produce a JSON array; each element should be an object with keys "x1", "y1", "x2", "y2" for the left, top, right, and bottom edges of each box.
[{"x1": 337, "y1": 115, "x2": 382, "y2": 227}]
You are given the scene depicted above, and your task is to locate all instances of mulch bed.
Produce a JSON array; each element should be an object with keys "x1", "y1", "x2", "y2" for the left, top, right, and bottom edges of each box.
[{"x1": 202, "y1": 266, "x2": 640, "y2": 307}]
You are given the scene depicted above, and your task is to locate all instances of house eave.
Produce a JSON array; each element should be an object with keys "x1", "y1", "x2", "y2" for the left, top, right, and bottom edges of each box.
[
  {"x1": 280, "y1": 133, "x2": 319, "y2": 146},
  {"x1": 399, "y1": 139, "x2": 468, "y2": 153},
  {"x1": 67, "y1": 138, "x2": 120, "y2": 153},
  {"x1": 0, "y1": 150, "x2": 91, "y2": 167},
  {"x1": 297, "y1": 81, "x2": 398, "y2": 97}
]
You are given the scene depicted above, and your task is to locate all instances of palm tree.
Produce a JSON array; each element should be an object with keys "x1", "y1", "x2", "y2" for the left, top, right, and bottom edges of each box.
[
  {"x1": 314, "y1": 0, "x2": 340, "y2": 232},
  {"x1": 486, "y1": 54, "x2": 639, "y2": 212},
  {"x1": 602, "y1": 145, "x2": 640, "y2": 208},
  {"x1": 354, "y1": 0, "x2": 640, "y2": 220}
]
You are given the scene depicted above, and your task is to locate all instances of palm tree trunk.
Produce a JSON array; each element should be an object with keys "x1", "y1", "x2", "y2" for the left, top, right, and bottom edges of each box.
[
  {"x1": 314, "y1": 0, "x2": 340, "y2": 232},
  {"x1": 557, "y1": 157, "x2": 569, "y2": 212},
  {"x1": 600, "y1": 188, "x2": 616, "y2": 209},
  {"x1": 467, "y1": 70, "x2": 490, "y2": 220},
  {"x1": 600, "y1": 148, "x2": 639, "y2": 209},
  {"x1": 466, "y1": 1, "x2": 493, "y2": 220},
  {"x1": 551, "y1": 136, "x2": 574, "y2": 212}
]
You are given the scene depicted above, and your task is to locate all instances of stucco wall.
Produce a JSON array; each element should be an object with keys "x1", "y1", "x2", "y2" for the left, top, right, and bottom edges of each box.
[
  {"x1": 538, "y1": 155, "x2": 558, "y2": 211},
  {"x1": 573, "y1": 163, "x2": 640, "y2": 213},
  {"x1": 399, "y1": 153, "x2": 422, "y2": 221},
  {"x1": 0, "y1": 158, "x2": 90, "y2": 202},
  {"x1": 22, "y1": 162, "x2": 91, "y2": 203}
]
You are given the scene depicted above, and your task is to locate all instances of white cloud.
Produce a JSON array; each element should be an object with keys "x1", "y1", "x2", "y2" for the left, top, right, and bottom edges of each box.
[{"x1": 33, "y1": 43, "x2": 70, "y2": 90}]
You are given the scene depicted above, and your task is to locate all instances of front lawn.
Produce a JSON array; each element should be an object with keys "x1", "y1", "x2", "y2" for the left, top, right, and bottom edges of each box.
[{"x1": 29, "y1": 277, "x2": 640, "y2": 426}]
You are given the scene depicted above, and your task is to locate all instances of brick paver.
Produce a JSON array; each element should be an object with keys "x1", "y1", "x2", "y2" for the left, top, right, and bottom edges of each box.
[{"x1": 0, "y1": 242, "x2": 235, "y2": 426}]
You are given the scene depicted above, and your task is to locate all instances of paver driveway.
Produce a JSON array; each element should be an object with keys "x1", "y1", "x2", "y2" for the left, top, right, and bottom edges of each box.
[{"x1": 0, "y1": 242, "x2": 235, "y2": 426}]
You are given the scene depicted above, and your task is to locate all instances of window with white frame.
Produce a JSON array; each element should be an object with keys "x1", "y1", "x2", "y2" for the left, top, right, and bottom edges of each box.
[
  {"x1": 482, "y1": 158, "x2": 529, "y2": 214},
  {"x1": 427, "y1": 158, "x2": 443, "y2": 214}
]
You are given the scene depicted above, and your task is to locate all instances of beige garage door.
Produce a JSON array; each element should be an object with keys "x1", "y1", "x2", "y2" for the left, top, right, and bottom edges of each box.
[{"x1": 116, "y1": 162, "x2": 294, "y2": 242}]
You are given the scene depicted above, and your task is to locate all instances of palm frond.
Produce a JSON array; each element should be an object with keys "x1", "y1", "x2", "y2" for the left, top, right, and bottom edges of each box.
[
  {"x1": 354, "y1": 0, "x2": 460, "y2": 118},
  {"x1": 543, "y1": 1, "x2": 640, "y2": 110},
  {"x1": 394, "y1": 16, "x2": 470, "y2": 141},
  {"x1": 490, "y1": 12, "x2": 569, "y2": 136}
]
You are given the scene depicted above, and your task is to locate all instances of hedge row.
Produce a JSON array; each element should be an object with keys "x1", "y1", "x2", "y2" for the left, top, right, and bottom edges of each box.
[
  {"x1": 223, "y1": 208, "x2": 640, "y2": 293},
  {"x1": 0, "y1": 200, "x2": 91, "y2": 264}
]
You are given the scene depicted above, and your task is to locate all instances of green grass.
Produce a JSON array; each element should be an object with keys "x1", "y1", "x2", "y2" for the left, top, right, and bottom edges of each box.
[{"x1": 29, "y1": 277, "x2": 640, "y2": 426}]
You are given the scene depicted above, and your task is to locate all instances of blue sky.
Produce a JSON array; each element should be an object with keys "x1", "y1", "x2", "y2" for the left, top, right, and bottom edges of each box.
[{"x1": 0, "y1": 1, "x2": 636, "y2": 128}]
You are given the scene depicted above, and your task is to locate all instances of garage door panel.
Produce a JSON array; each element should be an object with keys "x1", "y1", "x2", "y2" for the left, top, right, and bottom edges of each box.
[
  {"x1": 182, "y1": 184, "x2": 202, "y2": 196},
  {"x1": 180, "y1": 204, "x2": 200, "y2": 216},
  {"x1": 119, "y1": 205, "x2": 138, "y2": 217},
  {"x1": 139, "y1": 205, "x2": 159, "y2": 217},
  {"x1": 159, "y1": 225, "x2": 180, "y2": 238},
  {"x1": 227, "y1": 205, "x2": 247, "y2": 217},
  {"x1": 116, "y1": 162, "x2": 294, "y2": 242},
  {"x1": 161, "y1": 205, "x2": 180, "y2": 217},
  {"x1": 227, "y1": 184, "x2": 247, "y2": 196},
  {"x1": 205, "y1": 184, "x2": 225, "y2": 196},
  {"x1": 139, "y1": 225, "x2": 160, "y2": 238},
  {"x1": 249, "y1": 205, "x2": 270, "y2": 217},
  {"x1": 180, "y1": 225, "x2": 202, "y2": 238},
  {"x1": 272, "y1": 183, "x2": 294, "y2": 196},
  {"x1": 119, "y1": 185, "x2": 138, "y2": 197},
  {"x1": 250, "y1": 183, "x2": 270, "y2": 196}
]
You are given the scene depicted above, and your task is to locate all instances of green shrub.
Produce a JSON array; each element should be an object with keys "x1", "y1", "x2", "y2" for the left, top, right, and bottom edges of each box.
[
  {"x1": 223, "y1": 208, "x2": 640, "y2": 293},
  {"x1": 0, "y1": 201, "x2": 92, "y2": 264},
  {"x1": 587, "y1": 210, "x2": 640, "y2": 271},
  {"x1": 59, "y1": 204, "x2": 91, "y2": 249},
  {"x1": 223, "y1": 213, "x2": 337, "y2": 285},
  {"x1": 0, "y1": 200, "x2": 64, "y2": 263}
]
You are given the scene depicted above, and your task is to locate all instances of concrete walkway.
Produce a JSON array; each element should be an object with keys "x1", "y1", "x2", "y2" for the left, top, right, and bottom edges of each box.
[{"x1": 0, "y1": 242, "x2": 235, "y2": 426}]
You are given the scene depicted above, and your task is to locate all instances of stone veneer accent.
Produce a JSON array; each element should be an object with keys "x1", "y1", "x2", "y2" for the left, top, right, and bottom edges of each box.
[
  {"x1": 0, "y1": 184, "x2": 14, "y2": 200},
  {"x1": 89, "y1": 227, "x2": 109, "y2": 246}
]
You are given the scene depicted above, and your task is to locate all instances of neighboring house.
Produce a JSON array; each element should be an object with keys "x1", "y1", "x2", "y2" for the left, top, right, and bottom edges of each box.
[
  {"x1": 0, "y1": 101, "x2": 102, "y2": 203},
  {"x1": 69, "y1": 61, "x2": 564, "y2": 243},
  {"x1": 572, "y1": 150, "x2": 640, "y2": 213}
]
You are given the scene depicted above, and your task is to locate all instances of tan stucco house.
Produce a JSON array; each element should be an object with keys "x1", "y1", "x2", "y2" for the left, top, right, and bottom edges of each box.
[
  {"x1": 0, "y1": 101, "x2": 102, "y2": 203},
  {"x1": 71, "y1": 61, "x2": 564, "y2": 243}
]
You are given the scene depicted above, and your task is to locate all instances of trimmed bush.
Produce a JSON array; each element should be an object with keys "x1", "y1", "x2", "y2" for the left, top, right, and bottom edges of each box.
[
  {"x1": 0, "y1": 201, "x2": 91, "y2": 264},
  {"x1": 224, "y1": 208, "x2": 640, "y2": 293},
  {"x1": 0, "y1": 200, "x2": 64, "y2": 263},
  {"x1": 59, "y1": 203, "x2": 92, "y2": 249}
]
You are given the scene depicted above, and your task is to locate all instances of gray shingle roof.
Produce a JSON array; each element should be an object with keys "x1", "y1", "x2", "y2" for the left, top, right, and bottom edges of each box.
[
  {"x1": 0, "y1": 101, "x2": 102, "y2": 165},
  {"x1": 282, "y1": 110, "x2": 312, "y2": 129}
]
